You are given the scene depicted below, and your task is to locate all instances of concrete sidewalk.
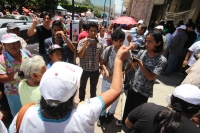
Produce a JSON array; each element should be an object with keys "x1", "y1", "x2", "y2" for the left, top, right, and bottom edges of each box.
[{"x1": 121, "y1": 74, "x2": 183, "y2": 133}]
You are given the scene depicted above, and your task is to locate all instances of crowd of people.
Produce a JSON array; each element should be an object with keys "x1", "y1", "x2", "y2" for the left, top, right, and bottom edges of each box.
[{"x1": 0, "y1": 10, "x2": 200, "y2": 133}]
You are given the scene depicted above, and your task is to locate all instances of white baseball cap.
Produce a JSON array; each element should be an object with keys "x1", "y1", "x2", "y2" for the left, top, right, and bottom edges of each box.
[
  {"x1": 173, "y1": 84, "x2": 200, "y2": 105},
  {"x1": 178, "y1": 25, "x2": 186, "y2": 30},
  {"x1": 39, "y1": 62, "x2": 83, "y2": 103},
  {"x1": 155, "y1": 25, "x2": 164, "y2": 31},
  {"x1": 138, "y1": 20, "x2": 144, "y2": 24},
  {"x1": 1, "y1": 33, "x2": 19, "y2": 43}
]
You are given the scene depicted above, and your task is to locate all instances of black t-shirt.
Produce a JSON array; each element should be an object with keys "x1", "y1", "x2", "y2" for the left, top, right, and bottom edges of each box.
[
  {"x1": 128, "y1": 103, "x2": 199, "y2": 133},
  {"x1": 184, "y1": 31, "x2": 197, "y2": 49},
  {"x1": 36, "y1": 25, "x2": 52, "y2": 54}
]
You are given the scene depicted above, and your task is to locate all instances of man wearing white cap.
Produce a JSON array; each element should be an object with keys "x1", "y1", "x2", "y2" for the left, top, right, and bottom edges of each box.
[
  {"x1": 6, "y1": 23, "x2": 27, "y2": 49},
  {"x1": 9, "y1": 45, "x2": 132, "y2": 133},
  {"x1": 164, "y1": 25, "x2": 188, "y2": 76},
  {"x1": 125, "y1": 84, "x2": 200, "y2": 133},
  {"x1": 155, "y1": 25, "x2": 167, "y2": 50}
]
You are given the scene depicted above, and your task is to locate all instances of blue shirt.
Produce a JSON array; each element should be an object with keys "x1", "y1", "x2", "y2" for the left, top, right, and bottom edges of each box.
[{"x1": 44, "y1": 36, "x2": 73, "y2": 63}]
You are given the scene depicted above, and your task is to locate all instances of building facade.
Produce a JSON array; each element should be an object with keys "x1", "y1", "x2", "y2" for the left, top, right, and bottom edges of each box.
[{"x1": 124, "y1": 0, "x2": 200, "y2": 26}]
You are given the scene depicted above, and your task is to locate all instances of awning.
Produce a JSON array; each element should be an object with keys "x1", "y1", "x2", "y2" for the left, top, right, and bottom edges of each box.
[{"x1": 56, "y1": 5, "x2": 66, "y2": 10}]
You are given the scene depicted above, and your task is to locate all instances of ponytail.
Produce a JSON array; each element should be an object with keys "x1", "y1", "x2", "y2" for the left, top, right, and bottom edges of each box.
[{"x1": 154, "y1": 110, "x2": 182, "y2": 133}]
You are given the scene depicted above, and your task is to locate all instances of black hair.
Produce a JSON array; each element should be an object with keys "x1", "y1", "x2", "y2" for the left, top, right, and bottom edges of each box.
[
  {"x1": 52, "y1": 20, "x2": 64, "y2": 30},
  {"x1": 154, "y1": 95, "x2": 200, "y2": 133},
  {"x1": 40, "y1": 11, "x2": 51, "y2": 19},
  {"x1": 111, "y1": 29, "x2": 125, "y2": 41},
  {"x1": 140, "y1": 24, "x2": 147, "y2": 33},
  {"x1": 82, "y1": 23, "x2": 88, "y2": 30},
  {"x1": 146, "y1": 30, "x2": 163, "y2": 53},
  {"x1": 40, "y1": 95, "x2": 77, "y2": 118},
  {"x1": 186, "y1": 22, "x2": 195, "y2": 30},
  {"x1": 88, "y1": 22, "x2": 98, "y2": 31},
  {"x1": 171, "y1": 95, "x2": 200, "y2": 115},
  {"x1": 154, "y1": 110, "x2": 182, "y2": 133}
]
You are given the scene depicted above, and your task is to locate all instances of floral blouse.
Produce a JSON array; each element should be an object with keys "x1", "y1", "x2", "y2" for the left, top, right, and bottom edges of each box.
[{"x1": 0, "y1": 50, "x2": 30, "y2": 95}]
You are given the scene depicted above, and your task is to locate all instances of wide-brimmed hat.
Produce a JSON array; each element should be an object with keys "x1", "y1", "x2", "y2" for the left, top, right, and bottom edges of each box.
[{"x1": 1, "y1": 33, "x2": 19, "y2": 44}]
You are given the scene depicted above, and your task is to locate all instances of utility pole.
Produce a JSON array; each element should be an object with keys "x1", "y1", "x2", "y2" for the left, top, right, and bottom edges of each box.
[
  {"x1": 103, "y1": 0, "x2": 106, "y2": 26},
  {"x1": 121, "y1": 2, "x2": 123, "y2": 16},
  {"x1": 70, "y1": 0, "x2": 75, "y2": 64},
  {"x1": 108, "y1": 0, "x2": 111, "y2": 25}
]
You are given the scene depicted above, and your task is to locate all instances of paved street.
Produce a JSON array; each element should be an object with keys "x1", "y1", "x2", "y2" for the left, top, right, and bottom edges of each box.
[{"x1": 74, "y1": 57, "x2": 183, "y2": 133}]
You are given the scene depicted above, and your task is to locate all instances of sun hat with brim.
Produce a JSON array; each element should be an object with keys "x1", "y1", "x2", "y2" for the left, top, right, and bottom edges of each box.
[
  {"x1": 39, "y1": 62, "x2": 83, "y2": 103},
  {"x1": 1, "y1": 33, "x2": 19, "y2": 44},
  {"x1": 173, "y1": 84, "x2": 200, "y2": 106},
  {"x1": 47, "y1": 44, "x2": 64, "y2": 55},
  {"x1": 6, "y1": 22, "x2": 20, "y2": 30}
]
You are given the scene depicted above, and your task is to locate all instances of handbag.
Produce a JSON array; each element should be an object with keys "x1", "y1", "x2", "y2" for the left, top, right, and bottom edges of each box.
[{"x1": 16, "y1": 102, "x2": 36, "y2": 133}]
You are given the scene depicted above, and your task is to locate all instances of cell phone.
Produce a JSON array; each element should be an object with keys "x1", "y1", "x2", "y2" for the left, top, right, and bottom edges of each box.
[
  {"x1": 56, "y1": 34, "x2": 62, "y2": 39},
  {"x1": 132, "y1": 57, "x2": 140, "y2": 62},
  {"x1": 88, "y1": 39, "x2": 96, "y2": 43}
]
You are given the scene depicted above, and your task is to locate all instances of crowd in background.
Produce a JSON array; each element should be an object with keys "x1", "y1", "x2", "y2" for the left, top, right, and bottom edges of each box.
[{"x1": 0, "y1": 9, "x2": 200, "y2": 133}]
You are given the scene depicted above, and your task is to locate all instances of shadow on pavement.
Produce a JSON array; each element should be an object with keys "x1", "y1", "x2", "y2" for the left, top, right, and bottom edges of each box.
[
  {"x1": 157, "y1": 73, "x2": 183, "y2": 87},
  {"x1": 98, "y1": 117, "x2": 121, "y2": 133}
]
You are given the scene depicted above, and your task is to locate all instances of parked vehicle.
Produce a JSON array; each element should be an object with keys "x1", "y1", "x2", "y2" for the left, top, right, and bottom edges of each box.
[
  {"x1": 0, "y1": 19, "x2": 32, "y2": 28},
  {"x1": 1, "y1": 15, "x2": 33, "y2": 21},
  {"x1": 0, "y1": 22, "x2": 40, "y2": 55}
]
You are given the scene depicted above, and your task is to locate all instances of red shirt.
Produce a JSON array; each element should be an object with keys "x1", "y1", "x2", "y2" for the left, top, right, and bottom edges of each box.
[{"x1": 78, "y1": 30, "x2": 88, "y2": 42}]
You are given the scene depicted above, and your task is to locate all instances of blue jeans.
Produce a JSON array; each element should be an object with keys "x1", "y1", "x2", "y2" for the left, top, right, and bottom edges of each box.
[
  {"x1": 165, "y1": 53, "x2": 179, "y2": 75},
  {"x1": 100, "y1": 78, "x2": 120, "y2": 116},
  {"x1": 6, "y1": 95, "x2": 22, "y2": 117}
]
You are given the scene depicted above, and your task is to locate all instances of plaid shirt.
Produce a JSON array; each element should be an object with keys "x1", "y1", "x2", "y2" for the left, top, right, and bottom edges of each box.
[
  {"x1": 77, "y1": 38, "x2": 103, "y2": 72},
  {"x1": 181, "y1": 59, "x2": 200, "y2": 88}
]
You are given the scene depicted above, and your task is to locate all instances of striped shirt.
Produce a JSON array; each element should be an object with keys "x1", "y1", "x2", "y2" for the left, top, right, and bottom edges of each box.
[
  {"x1": 77, "y1": 38, "x2": 103, "y2": 72},
  {"x1": 131, "y1": 34, "x2": 145, "y2": 56}
]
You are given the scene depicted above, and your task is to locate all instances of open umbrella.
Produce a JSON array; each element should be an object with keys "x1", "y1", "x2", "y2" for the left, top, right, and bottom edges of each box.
[{"x1": 112, "y1": 16, "x2": 137, "y2": 25}]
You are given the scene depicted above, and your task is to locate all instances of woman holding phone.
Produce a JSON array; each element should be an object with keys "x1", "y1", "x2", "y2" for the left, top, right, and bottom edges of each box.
[{"x1": 44, "y1": 20, "x2": 75, "y2": 64}]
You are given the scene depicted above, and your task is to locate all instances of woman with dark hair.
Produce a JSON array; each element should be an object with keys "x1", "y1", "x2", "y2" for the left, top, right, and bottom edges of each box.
[
  {"x1": 116, "y1": 30, "x2": 167, "y2": 126},
  {"x1": 44, "y1": 20, "x2": 75, "y2": 64},
  {"x1": 125, "y1": 84, "x2": 200, "y2": 133}
]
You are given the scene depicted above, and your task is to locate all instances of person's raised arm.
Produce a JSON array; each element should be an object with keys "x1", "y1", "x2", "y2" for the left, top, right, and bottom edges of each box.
[
  {"x1": 100, "y1": 45, "x2": 132, "y2": 108},
  {"x1": 27, "y1": 17, "x2": 38, "y2": 36},
  {"x1": 77, "y1": 38, "x2": 89, "y2": 58}
]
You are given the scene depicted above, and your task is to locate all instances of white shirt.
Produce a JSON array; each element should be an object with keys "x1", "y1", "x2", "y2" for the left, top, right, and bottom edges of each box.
[
  {"x1": 0, "y1": 12, "x2": 3, "y2": 17},
  {"x1": 165, "y1": 33, "x2": 173, "y2": 48},
  {"x1": 9, "y1": 97, "x2": 104, "y2": 133},
  {"x1": 97, "y1": 33, "x2": 107, "y2": 46},
  {"x1": 121, "y1": 29, "x2": 133, "y2": 46},
  {"x1": 188, "y1": 41, "x2": 200, "y2": 66},
  {"x1": 18, "y1": 37, "x2": 27, "y2": 49},
  {"x1": 0, "y1": 120, "x2": 7, "y2": 133}
]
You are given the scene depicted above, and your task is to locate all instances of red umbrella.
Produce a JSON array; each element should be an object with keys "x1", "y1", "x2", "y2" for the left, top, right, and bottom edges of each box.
[{"x1": 113, "y1": 16, "x2": 138, "y2": 25}]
